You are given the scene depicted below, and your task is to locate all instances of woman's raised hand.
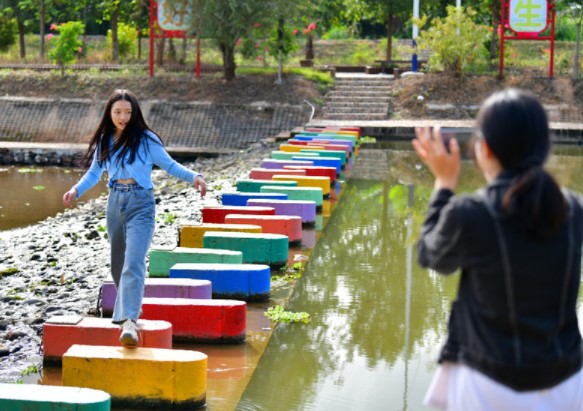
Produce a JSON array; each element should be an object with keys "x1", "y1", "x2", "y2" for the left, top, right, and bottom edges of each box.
[{"x1": 412, "y1": 126, "x2": 461, "y2": 191}]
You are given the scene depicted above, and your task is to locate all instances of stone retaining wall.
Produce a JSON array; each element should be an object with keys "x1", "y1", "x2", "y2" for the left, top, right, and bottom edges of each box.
[{"x1": 0, "y1": 97, "x2": 310, "y2": 149}]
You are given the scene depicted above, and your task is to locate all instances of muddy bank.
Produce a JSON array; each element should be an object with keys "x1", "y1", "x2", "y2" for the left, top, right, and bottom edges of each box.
[{"x1": 0, "y1": 141, "x2": 274, "y2": 383}]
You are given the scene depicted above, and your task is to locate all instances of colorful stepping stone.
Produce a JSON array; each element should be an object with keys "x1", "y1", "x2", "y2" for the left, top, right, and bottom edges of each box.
[
  {"x1": 288, "y1": 139, "x2": 354, "y2": 155},
  {"x1": 221, "y1": 192, "x2": 288, "y2": 206},
  {"x1": 63, "y1": 345, "x2": 207, "y2": 410},
  {"x1": 0, "y1": 384, "x2": 111, "y2": 411},
  {"x1": 236, "y1": 179, "x2": 298, "y2": 193},
  {"x1": 295, "y1": 134, "x2": 357, "y2": 145},
  {"x1": 279, "y1": 144, "x2": 326, "y2": 152},
  {"x1": 248, "y1": 167, "x2": 306, "y2": 180},
  {"x1": 259, "y1": 159, "x2": 314, "y2": 169},
  {"x1": 260, "y1": 185, "x2": 323, "y2": 207},
  {"x1": 225, "y1": 214, "x2": 302, "y2": 243},
  {"x1": 272, "y1": 175, "x2": 331, "y2": 196},
  {"x1": 100, "y1": 278, "x2": 212, "y2": 316},
  {"x1": 149, "y1": 246, "x2": 243, "y2": 276},
  {"x1": 141, "y1": 297, "x2": 247, "y2": 343},
  {"x1": 299, "y1": 149, "x2": 347, "y2": 165},
  {"x1": 180, "y1": 224, "x2": 261, "y2": 248},
  {"x1": 43, "y1": 316, "x2": 172, "y2": 363},
  {"x1": 246, "y1": 198, "x2": 316, "y2": 226},
  {"x1": 271, "y1": 150, "x2": 320, "y2": 161},
  {"x1": 203, "y1": 231, "x2": 288, "y2": 268},
  {"x1": 202, "y1": 206, "x2": 275, "y2": 224},
  {"x1": 292, "y1": 155, "x2": 342, "y2": 173},
  {"x1": 283, "y1": 165, "x2": 337, "y2": 182},
  {"x1": 169, "y1": 263, "x2": 271, "y2": 301}
]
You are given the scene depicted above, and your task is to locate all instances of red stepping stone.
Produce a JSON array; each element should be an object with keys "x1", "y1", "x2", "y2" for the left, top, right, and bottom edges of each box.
[
  {"x1": 141, "y1": 298, "x2": 246, "y2": 343},
  {"x1": 225, "y1": 214, "x2": 302, "y2": 243},
  {"x1": 202, "y1": 206, "x2": 275, "y2": 224},
  {"x1": 283, "y1": 165, "x2": 337, "y2": 182},
  {"x1": 248, "y1": 168, "x2": 306, "y2": 180},
  {"x1": 42, "y1": 316, "x2": 172, "y2": 364}
]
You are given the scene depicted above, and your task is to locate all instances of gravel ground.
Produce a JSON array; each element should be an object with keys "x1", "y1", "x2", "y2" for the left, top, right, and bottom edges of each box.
[{"x1": 0, "y1": 141, "x2": 275, "y2": 383}]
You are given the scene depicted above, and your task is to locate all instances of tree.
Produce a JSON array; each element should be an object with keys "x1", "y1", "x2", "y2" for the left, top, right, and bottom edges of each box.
[
  {"x1": 415, "y1": 5, "x2": 490, "y2": 76},
  {"x1": 343, "y1": 0, "x2": 412, "y2": 60},
  {"x1": 198, "y1": 0, "x2": 265, "y2": 81},
  {"x1": 48, "y1": 21, "x2": 84, "y2": 75},
  {"x1": 0, "y1": 11, "x2": 17, "y2": 52}
]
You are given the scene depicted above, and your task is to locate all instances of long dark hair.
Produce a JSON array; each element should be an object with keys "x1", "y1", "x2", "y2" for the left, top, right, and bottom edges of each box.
[
  {"x1": 477, "y1": 88, "x2": 567, "y2": 239},
  {"x1": 81, "y1": 89, "x2": 162, "y2": 167}
]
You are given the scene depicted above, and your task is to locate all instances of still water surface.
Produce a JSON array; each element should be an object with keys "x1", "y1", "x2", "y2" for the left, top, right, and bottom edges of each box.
[
  {"x1": 237, "y1": 145, "x2": 583, "y2": 411},
  {"x1": 0, "y1": 166, "x2": 108, "y2": 231}
]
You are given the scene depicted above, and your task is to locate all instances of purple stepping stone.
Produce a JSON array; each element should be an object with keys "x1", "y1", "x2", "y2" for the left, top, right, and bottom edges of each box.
[
  {"x1": 259, "y1": 159, "x2": 314, "y2": 169},
  {"x1": 246, "y1": 198, "x2": 316, "y2": 226}
]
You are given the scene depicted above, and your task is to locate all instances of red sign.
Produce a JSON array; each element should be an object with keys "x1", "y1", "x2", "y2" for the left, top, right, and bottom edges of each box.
[{"x1": 499, "y1": 0, "x2": 556, "y2": 77}]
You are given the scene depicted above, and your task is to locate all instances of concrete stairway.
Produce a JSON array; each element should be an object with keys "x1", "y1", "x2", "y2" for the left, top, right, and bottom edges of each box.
[{"x1": 321, "y1": 76, "x2": 393, "y2": 120}]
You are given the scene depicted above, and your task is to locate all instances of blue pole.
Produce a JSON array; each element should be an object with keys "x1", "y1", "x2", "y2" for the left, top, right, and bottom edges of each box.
[{"x1": 412, "y1": 39, "x2": 418, "y2": 72}]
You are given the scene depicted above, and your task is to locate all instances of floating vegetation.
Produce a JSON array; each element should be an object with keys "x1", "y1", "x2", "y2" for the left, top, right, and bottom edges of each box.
[
  {"x1": 17, "y1": 168, "x2": 43, "y2": 173},
  {"x1": 265, "y1": 305, "x2": 310, "y2": 324},
  {"x1": 33, "y1": 185, "x2": 45, "y2": 191}
]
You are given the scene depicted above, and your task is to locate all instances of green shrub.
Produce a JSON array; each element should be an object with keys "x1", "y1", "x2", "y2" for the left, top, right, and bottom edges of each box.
[
  {"x1": 107, "y1": 23, "x2": 138, "y2": 61},
  {"x1": 0, "y1": 15, "x2": 17, "y2": 52},
  {"x1": 322, "y1": 25, "x2": 355, "y2": 40},
  {"x1": 48, "y1": 21, "x2": 85, "y2": 74},
  {"x1": 415, "y1": 6, "x2": 490, "y2": 76}
]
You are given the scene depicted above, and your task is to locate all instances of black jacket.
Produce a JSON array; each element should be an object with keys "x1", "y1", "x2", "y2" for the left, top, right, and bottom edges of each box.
[{"x1": 417, "y1": 171, "x2": 583, "y2": 391}]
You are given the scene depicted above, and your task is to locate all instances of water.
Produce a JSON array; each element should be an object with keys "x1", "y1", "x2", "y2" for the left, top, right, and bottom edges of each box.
[
  {"x1": 7, "y1": 145, "x2": 583, "y2": 410},
  {"x1": 237, "y1": 146, "x2": 583, "y2": 411},
  {"x1": 0, "y1": 166, "x2": 108, "y2": 231}
]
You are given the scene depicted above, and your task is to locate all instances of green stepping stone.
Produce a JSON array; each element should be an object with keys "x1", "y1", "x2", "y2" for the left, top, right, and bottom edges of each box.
[
  {"x1": 260, "y1": 185, "x2": 323, "y2": 207},
  {"x1": 271, "y1": 151, "x2": 320, "y2": 160},
  {"x1": 148, "y1": 246, "x2": 243, "y2": 278},
  {"x1": 0, "y1": 383, "x2": 111, "y2": 411},
  {"x1": 236, "y1": 179, "x2": 298, "y2": 193},
  {"x1": 203, "y1": 231, "x2": 288, "y2": 269}
]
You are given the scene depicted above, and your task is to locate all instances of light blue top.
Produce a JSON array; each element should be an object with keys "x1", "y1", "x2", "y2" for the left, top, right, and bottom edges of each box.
[{"x1": 74, "y1": 130, "x2": 201, "y2": 199}]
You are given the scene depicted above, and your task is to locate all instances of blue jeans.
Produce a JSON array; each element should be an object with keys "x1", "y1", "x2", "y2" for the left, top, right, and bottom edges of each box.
[{"x1": 106, "y1": 187, "x2": 155, "y2": 323}]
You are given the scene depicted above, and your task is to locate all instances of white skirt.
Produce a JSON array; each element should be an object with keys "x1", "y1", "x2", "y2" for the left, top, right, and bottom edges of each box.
[{"x1": 424, "y1": 362, "x2": 583, "y2": 411}]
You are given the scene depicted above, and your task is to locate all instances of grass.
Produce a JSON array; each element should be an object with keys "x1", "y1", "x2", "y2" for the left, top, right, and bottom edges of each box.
[{"x1": 2, "y1": 34, "x2": 579, "y2": 75}]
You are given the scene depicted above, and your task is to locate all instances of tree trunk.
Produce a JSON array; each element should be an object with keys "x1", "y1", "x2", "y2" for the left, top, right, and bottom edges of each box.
[
  {"x1": 39, "y1": 0, "x2": 45, "y2": 60},
  {"x1": 574, "y1": 21, "x2": 581, "y2": 79},
  {"x1": 305, "y1": 35, "x2": 314, "y2": 60},
  {"x1": 111, "y1": 7, "x2": 119, "y2": 63},
  {"x1": 490, "y1": 0, "x2": 501, "y2": 61},
  {"x1": 138, "y1": 32, "x2": 142, "y2": 60},
  {"x1": 181, "y1": 37, "x2": 187, "y2": 64},
  {"x1": 221, "y1": 43, "x2": 236, "y2": 81},
  {"x1": 386, "y1": 12, "x2": 394, "y2": 60},
  {"x1": 276, "y1": 17, "x2": 284, "y2": 84},
  {"x1": 156, "y1": 38, "x2": 165, "y2": 66},
  {"x1": 17, "y1": 19, "x2": 26, "y2": 59},
  {"x1": 168, "y1": 38, "x2": 177, "y2": 63}
]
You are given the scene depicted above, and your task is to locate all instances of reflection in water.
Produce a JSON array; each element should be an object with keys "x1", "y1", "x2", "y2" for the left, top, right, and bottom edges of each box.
[
  {"x1": 238, "y1": 148, "x2": 583, "y2": 411},
  {"x1": 0, "y1": 166, "x2": 108, "y2": 231}
]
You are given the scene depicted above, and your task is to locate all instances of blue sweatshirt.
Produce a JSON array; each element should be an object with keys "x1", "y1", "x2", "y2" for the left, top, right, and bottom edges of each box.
[{"x1": 74, "y1": 130, "x2": 200, "y2": 198}]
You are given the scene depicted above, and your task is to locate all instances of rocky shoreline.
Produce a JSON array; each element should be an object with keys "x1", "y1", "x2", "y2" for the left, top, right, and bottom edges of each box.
[{"x1": 0, "y1": 141, "x2": 274, "y2": 383}]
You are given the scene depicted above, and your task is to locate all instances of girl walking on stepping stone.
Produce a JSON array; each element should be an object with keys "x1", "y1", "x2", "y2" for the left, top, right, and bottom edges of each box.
[
  {"x1": 413, "y1": 89, "x2": 583, "y2": 411},
  {"x1": 63, "y1": 89, "x2": 206, "y2": 347}
]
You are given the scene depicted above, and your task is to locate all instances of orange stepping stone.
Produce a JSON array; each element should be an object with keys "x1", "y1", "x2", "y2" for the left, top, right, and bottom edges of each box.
[
  {"x1": 225, "y1": 214, "x2": 302, "y2": 243},
  {"x1": 43, "y1": 316, "x2": 172, "y2": 364}
]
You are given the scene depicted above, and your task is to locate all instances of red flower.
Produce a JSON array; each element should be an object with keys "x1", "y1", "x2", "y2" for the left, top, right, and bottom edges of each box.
[
  {"x1": 235, "y1": 38, "x2": 241, "y2": 46},
  {"x1": 254, "y1": 22, "x2": 260, "y2": 28},
  {"x1": 50, "y1": 23, "x2": 58, "y2": 31},
  {"x1": 307, "y1": 22, "x2": 316, "y2": 31},
  {"x1": 292, "y1": 29, "x2": 299, "y2": 36},
  {"x1": 47, "y1": 33, "x2": 54, "y2": 41},
  {"x1": 303, "y1": 28, "x2": 310, "y2": 35},
  {"x1": 256, "y1": 56, "x2": 263, "y2": 61}
]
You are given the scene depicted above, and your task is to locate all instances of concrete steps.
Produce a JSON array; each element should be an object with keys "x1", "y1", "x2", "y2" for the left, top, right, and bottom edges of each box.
[{"x1": 321, "y1": 76, "x2": 393, "y2": 121}]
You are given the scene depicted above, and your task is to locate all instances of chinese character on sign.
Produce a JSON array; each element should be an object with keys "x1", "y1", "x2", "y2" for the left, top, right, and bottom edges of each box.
[
  {"x1": 158, "y1": 0, "x2": 193, "y2": 31},
  {"x1": 509, "y1": 0, "x2": 548, "y2": 32}
]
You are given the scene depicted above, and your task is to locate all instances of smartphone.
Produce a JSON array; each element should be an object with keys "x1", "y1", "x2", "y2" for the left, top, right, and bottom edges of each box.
[{"x1": 438, "y1": 128, "x2": 473, "y2": 152}]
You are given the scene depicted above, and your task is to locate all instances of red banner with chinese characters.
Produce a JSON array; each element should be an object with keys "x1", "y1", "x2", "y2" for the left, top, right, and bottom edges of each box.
[
  {"x1": 149, "y1": 0, "x2": 199, "y2": 77},
  {"x1": 499, "y1": 0, "x2": 556, "y2": 77}
]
